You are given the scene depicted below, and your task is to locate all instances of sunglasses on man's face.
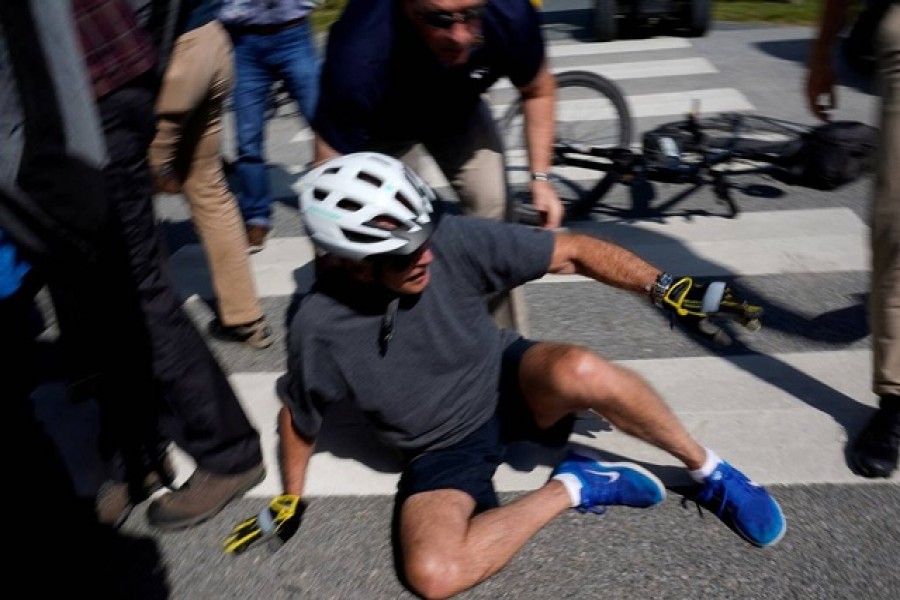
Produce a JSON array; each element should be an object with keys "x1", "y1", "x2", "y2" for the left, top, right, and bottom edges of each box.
[
  {"x1": 418, "y1": 5, "x2": 484, "y2": 30},
  {"x1": 377, "y1": 242, "x2": 430, "y2": 272}
]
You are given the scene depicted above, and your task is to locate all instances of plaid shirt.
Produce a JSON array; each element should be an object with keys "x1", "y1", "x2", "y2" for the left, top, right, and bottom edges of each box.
[{"x1": 73, "y1": 0, "x2": 157, "y2": 99}]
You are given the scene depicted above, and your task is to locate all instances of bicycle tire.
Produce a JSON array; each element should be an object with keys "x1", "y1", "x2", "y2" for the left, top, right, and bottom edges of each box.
[
  {"x1": 497, "y1": 70, "x2": 632, "y2": 222},
  {"x1": 642, "y1": 112, "x2": 808, "y2": 173}
]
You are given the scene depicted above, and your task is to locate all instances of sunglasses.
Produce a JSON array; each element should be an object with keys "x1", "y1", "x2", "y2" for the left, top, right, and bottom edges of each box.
[
  {"x1": 377, "y1": 242, "x2": 431, "y2": 272},
  {"x1": 418, "y1": 5, "x2": 484, "y2": 30}
]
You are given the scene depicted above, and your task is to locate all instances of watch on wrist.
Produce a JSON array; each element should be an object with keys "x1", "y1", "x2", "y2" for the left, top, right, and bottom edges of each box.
[
  {"x1": 531, "y1": 171, "x2": 550, "y2": 182},
  {"x1": 649, "y1": 271, "x2": 673, "y2": 306}
]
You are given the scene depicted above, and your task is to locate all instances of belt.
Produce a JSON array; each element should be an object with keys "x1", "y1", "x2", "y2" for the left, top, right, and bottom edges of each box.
[{"x1": 228, "y1": 16, "x2": 306, "y2": 36}]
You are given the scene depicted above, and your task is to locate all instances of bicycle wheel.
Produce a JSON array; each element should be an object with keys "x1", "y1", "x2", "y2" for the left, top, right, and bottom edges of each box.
[{"x1": 497, "y1": 70, "x2": 632, "y2": 221}]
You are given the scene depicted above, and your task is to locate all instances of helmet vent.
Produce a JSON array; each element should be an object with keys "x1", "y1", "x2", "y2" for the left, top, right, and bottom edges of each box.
[
  {"x1": 312, "y1": 188, "x2": 329, "y2": 201},
  {"x1": 356, "y1": 170, "x2": 384, "y2": 188},
  {"x1": 336, "y1": 198, "x2": 363, "y2": 212},
  {"x1": 394, "y1": 191, "x2": 416, "y2": 214},
  {"x1": 343, "y1": 229, "x2": 385, "y2": 244}
]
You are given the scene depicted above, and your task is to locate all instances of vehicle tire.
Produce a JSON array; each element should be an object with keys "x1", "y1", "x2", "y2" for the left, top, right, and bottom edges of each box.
[
  {"x1": 682, "y1": 0, "x2": 710, "y2": 38},
  {"x1": 594, "y1": 0, "x2": 618, "y2": 43},
  {"x1": 497, "y1": 70, "x2": 632, "y2": 222}
]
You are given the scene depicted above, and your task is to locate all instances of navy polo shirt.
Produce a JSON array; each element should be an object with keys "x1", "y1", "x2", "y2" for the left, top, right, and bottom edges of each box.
[{"x1": 313, "y1": 0, "x2": 545, "y2": 152}]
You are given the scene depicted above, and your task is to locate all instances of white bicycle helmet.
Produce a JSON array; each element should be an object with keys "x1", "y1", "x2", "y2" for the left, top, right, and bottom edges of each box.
[{"x1": 293, "y1": 152, "x2": 436, "y2": 261}]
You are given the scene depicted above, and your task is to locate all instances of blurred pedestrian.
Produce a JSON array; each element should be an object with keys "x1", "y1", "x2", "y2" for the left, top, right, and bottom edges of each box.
[
  {"x1": 218, "y1": 0, "x2": 321, "y2": 253},
  {"x1": 72, "y1": 0, "x2": 267, "y2": 528},
  {"x1": 150, "y1": 0, "x2": 274, "y2": 348},
  {"x1": 1, "y1": 1, "x2": 158, "y2": 592},
  {"x1": 807, "y1": 0, "x2": 899, "y2": 477}
]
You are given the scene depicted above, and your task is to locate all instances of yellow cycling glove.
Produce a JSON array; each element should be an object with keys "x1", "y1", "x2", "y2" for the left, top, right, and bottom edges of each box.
[
  {"x1": 658, "y1": 274, "x2": 763, "y2": 346},
  {"x1": 224, "y1": 494, "x2": 305, "y2": 555}
]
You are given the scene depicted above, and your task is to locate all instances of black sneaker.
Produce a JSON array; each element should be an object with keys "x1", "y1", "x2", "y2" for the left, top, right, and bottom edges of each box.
[
  {"x1": 209, "y1": 316, "x2": 274, "y2": 349},
  {"x1": 851, "y1": 397, "x2": 900, "y2": 478}
]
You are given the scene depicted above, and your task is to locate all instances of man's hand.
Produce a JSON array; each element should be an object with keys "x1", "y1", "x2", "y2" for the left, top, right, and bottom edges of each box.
[
  {"x1": 806, "y1": 54, "x2": 838, "y2": 122},
  {"x1": 659, "y1": 275, "x2": 763, "y2": 346},
  {"x1": 224, "y1": 494, "x2": 305, "y2": 554},
  {"x1": 530, "y1": 180, "x2": 564, "y2": 229}
]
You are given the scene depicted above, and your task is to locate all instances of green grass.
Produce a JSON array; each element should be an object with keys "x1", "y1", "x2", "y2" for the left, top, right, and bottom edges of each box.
[
  {"x1": 714, "y1": 0, "x2": 825, "y2": 26},
  {"x1": 310, "y1": 0, "x2": 347, "y2": 33},
  {"x1": 311, "y1": 1, "x2": 831, "y2": 33}
]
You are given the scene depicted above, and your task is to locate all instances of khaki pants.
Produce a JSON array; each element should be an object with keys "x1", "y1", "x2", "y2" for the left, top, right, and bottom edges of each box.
[
  {"x1": 150, "y1": 21, "x2": 263, "y2": 327},
  {"x1": 373, "y1": 100, "x2": 530, "y2": 335},
  {"x1": 873, "y1": 6, "x2": 900, "y2": 396}
]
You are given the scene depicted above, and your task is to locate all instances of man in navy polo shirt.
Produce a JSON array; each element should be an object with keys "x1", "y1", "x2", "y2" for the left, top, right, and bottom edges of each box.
[{"x1": 312, "y1": 0, "x2": 563, "y2": 332}]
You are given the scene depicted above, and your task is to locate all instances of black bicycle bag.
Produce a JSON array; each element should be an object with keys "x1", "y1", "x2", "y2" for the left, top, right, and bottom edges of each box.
[
  {"x1": 641, "y1": 113, "x2": 879, "y2": 191},
  {"x1": 795, "y1": 121, "x2": 879, "y2": 190}
]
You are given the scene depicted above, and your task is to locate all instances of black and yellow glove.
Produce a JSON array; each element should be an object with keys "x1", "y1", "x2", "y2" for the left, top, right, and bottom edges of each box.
[
  {"x1": 655, "y1": 273, "x2": 763, "y2": 346},
  {"x1": 224, "y1": 494, "x2": 305, "y2": 555}
]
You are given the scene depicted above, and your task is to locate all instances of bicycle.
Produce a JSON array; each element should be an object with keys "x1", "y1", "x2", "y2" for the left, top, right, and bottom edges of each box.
[
  {"x1": 496, "y1": 69, "x2": 632, "y2": 224},
  {"x1": 498, "y1": 71, "x2": 810, "y2": 224}
]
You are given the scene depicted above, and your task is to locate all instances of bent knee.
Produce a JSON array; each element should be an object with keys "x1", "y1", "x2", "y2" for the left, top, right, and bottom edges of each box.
[
  {"x1": 555, "y1": 346, "x2": 614, "y2": 384},
  {"x1": 538, "y1": 345, "x2": 623, "y2": 406},
  {"x1": 404, "y1": 553, "x2": 466, "y2": 600}
]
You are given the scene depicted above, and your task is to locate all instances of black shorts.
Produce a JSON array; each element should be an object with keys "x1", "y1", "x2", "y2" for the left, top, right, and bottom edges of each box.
[{"x1": 395, "y1": 338, "x2": 575, "y2": 512}]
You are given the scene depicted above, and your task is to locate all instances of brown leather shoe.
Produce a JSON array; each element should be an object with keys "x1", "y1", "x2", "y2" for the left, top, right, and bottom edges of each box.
[
  {"x1": 246, "y1": 224, "x2": 269, "y2": 254},
  {"x1": 96, "y1": 456, "x2": 176, "y2": 529},
  {"x1": 95, "y1": 481, "x2": 134, "y2": 529},
  {"x1": 146, "y1": 464, "x2": 265, "y2": 530},
  {"x1": 208, "y1": 316, "x2": 275, "y2": 349}
]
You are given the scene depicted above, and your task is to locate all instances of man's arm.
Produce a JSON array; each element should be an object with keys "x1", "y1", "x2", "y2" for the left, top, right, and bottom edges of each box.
[
  {"x1": 279, "y1": 405, "x2": 316, "y2": 496},
  {"x1": 546, "y1": 231, "x2": 764, "y2": 345},
  {"x1": 547, "y1": 231, "x2": 660, "y2": 299},
  {"x1": 517, "y1": 62, "x2": 564, "y2": 229},
  {"x1": 222, "y1": 404, "x2": 315, "y2": 554},
  {"x1": 806, "y1": 0, "x2": 854, "y2": 121}
]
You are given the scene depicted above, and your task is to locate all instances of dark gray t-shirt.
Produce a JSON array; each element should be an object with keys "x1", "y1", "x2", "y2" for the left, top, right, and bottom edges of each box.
[{"x1": 278, "y1": 214, "x2": 555, "y2": 456}]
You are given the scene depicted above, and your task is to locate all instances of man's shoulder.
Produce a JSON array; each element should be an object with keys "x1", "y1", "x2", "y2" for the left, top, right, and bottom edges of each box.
[{"x1": 326, "y1": 0, "x2": 394, "y2": 53}]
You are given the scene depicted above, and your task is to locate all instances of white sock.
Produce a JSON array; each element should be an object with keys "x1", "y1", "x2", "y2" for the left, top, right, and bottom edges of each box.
[
  {"x1": 552, "y1": 473, "x2": 583, "y2": 507},
  {"x1": 689, "y1": 448, "x2": 722, "y2": 483}
]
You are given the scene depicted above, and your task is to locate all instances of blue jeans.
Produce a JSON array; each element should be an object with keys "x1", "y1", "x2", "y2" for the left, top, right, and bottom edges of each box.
[{"x1": 229, "y1": 21, "x2": 319, "y2": 228}]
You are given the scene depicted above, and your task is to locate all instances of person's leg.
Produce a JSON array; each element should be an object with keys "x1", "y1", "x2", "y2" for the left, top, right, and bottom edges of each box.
[
  {"x1": 425, "y1": 100, "x2": 510, "y2": 221},
  {"x1": 150, "y1": 25, "x2": 217, "y2": 154},
  {"x1": 871, "y1": 5, "x2": 900, "y2": 400},
  {"x1": 518, "y1": 342, "x2": 707, "y2": 468},
  {"x1": 269, "y1": 20, "x2": 320, "y2": 124},
  {"x1": 175, "y1": 23, "x2": 267, "y2": 332},
  {"x1": 399, "y1": 485, "x2": 571, "y2": 599},
  {"x1": 853, "y1": 4, "x2": 900, "y2": 477},
  {"x1": 395, "y1": 416, "x2": 573, "y2": 598},
  {"x1": 517, "y1": 340, "x2": 785, "y2": 547},
  {"x1": 229, "y1": 31, "x2": 273, "y2": 231},
  {"x1": 97, "y1": 77, "x2": 264, "y2": 529},
  {"x1": 425, "y1": 101, "x2": 530, "y2": 334}
]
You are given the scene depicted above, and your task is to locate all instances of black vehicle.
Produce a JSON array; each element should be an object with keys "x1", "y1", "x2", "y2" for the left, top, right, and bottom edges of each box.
[{"x1": 593, "y1": 0, "x2": 711, "y2": 42}]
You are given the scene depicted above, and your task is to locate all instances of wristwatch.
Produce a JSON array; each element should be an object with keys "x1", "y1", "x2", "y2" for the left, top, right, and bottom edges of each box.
[
  {"x1": 648, "y1": 271, "x2": 673, "y2": 306},
  {"x1": 531, "y1": 171, "x2": 550, "y2": 182}
]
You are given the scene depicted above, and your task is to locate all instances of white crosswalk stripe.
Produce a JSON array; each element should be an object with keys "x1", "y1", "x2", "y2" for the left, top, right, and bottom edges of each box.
[{"x1": 163, "y1": 36, "x2": 892, "y2": 496}]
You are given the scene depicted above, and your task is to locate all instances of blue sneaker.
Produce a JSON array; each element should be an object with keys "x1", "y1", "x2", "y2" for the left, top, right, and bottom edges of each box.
[
  {"x1": 551, "y1": 451, "x2": 666, "y2": 514},
  {"x1": 689, "y1": 460, "x2": 786, "y2": 547}
]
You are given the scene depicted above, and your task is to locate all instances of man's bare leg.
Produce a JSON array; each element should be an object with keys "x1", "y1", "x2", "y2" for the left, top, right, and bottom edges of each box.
[
  {"x1": 400, "y1": 484, "x2": 571, "y2": 600},
  {"x1": 519, "y1": 342, "x2": 707, "y2": 470}
]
